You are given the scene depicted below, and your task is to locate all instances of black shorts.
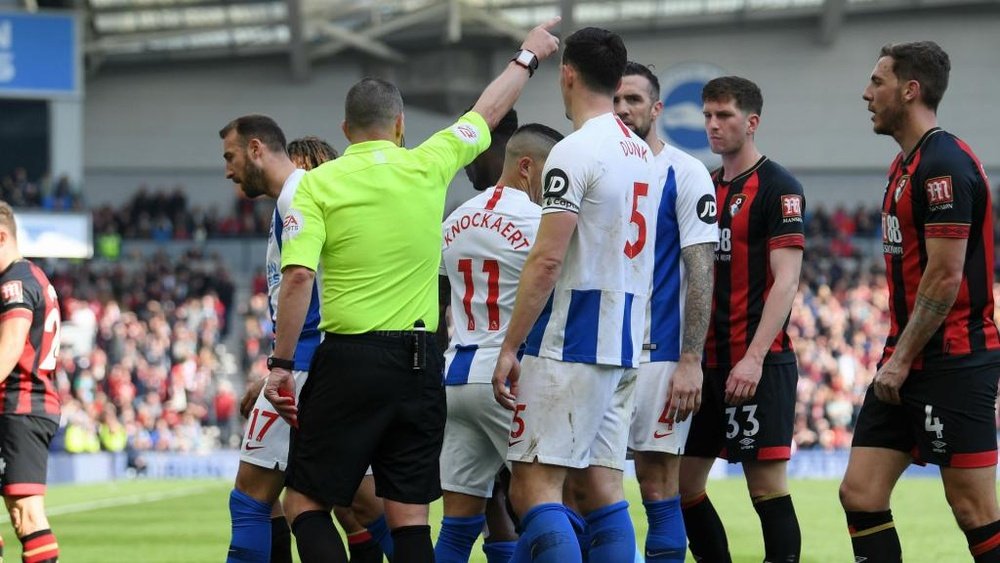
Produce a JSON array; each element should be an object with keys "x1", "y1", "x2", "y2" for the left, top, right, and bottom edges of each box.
[
  {"x1": 853, "y1": 363, "x2": 1000, "y2": 468},
  {"x1": 0, "y1": 415, "x2": 57, "y2": 496},
  {"x1": 685, "y1": 363, "x2": 797, "y2": 463},
  {"x1": 286, "y1": 332, "x2": 447, "y2": 507}
]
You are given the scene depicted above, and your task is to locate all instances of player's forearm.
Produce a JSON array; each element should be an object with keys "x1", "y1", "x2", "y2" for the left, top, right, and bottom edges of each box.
[
  {"x1": 501, "y1": 254, "x2": 560, "y2": 353},
  {"x1": 744, "y1": 269, "x2": 798, "y2": 364},
  {"x1": 890, "y1": 269, "x2": 961, "y2": 364},
  {"x1": 680, "y1": 242, "x2": 715, "y2": 360},
  {"x1": 471, "y1": 63, "x2": 532, "y2": 130},
  {"x1": 273, "y1": 266, "x2": 316, "y2": 360}
]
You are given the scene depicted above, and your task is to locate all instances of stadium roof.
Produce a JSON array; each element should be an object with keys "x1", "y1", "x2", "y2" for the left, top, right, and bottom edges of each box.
[{"x1": 26, "y1": 0, "x2": 1000, "y2": 74}]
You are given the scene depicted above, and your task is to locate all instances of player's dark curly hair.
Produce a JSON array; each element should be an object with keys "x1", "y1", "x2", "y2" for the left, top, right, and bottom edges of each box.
[
  {"x1": 879, "y1": 41, "x2": 950, "y2": 112},
  {"x1": 287, "y1": 136, "x2": 338, "y2": 170},
  {"x1": 702, "y1": 76, "x2": 763, "y2": 116},
  {"x1": 562, "y1": 27, "x2": 627, "y2": 95}
]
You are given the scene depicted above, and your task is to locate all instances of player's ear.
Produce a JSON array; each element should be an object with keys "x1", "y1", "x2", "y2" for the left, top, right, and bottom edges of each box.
[
  {"x1": 651, "y1": 99, "x2": 664, "y2": 121},
  {"x1": 746, "y1": 113, "x2": 760, "y2": 136},
  {"x1": 561, "y1": 64, "x2": 573, "y2": 88},
  {"x1": 340, "y1": 120, "x2": 350, "y2": 142},
  {"x1": 246, "y1": 138, "x2": 261, "y2": 160},
  {"x1": 518, "y1": 155, "x2": 532, "y2": 180},
  {"x1": 395, "y1": 113, "x2": 405, "y2": 147},
  {"x1": 903, "y1": 79, "x2": 920, "y2": 104}
]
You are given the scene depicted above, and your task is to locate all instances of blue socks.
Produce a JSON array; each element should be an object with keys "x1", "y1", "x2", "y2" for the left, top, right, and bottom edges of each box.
[
  {"x1": 585, "y1": 501, "x2": 636, "y2": 563},
  {"x1": 227, "y1": 489, "x2": 273, "y2": 563},
  {"x1": 435, "y1": 514, "x2": 486, "y2": 562},
  {"x1": 367, "y1": 514, "x2": 394, "y2": 560},
  {"x1": 566, "y1": 509, "x2": 589, "y2": 562},
  {"x1": 483, "y1": 540, "x2": 517, "y2": 563},
  {"x1": 642, "y1": 496, "x2": 686, "y2": 562},
  {"x1": 511, "y1": 503, "x2": 581, "y2": 563}
]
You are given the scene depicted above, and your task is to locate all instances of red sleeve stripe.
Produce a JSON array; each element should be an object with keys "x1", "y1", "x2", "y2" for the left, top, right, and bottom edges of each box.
[
  {"x1": 925, "y1": 223, "x2": 971, "y2": 239},
  {"x1": 768, "y1": 233, "x2": 805, "y2": 250},
  {"x1": 0, "y1": 309, "x2": 32, "y2": 322}
]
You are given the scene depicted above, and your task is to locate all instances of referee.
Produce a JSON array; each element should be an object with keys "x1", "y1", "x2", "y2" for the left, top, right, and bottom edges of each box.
[{"x1": 264, "y1": 18, "x2": 561, "y2": 563}]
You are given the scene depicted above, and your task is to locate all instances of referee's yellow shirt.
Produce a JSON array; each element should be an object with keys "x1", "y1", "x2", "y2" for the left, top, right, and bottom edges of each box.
[{"x1": 281, "y1": 111, "x2": 491, "y2": 333}]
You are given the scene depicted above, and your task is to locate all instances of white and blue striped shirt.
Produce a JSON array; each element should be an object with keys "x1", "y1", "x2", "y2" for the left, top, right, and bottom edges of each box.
[{"x1": 267, "y1": 169, "x2": 323, "y2": 371}]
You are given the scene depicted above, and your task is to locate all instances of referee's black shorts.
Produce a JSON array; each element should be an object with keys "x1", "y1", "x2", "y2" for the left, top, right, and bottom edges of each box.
[{"x1": 285, "y1": 331, "x2": 446, "y2": 507}]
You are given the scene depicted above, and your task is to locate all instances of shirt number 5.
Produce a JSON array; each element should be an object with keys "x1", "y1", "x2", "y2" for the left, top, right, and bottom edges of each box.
[{"x1": 624, "y1": 181, "x2": 649, "y2": 258}]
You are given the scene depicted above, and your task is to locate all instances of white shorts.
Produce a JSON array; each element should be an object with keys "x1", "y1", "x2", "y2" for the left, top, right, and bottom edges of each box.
[
  {"x1": 507, "y1": 355, "x2": 637, "y2": 470},
  {"x1": 628, "y1": 361, "x2": 692, "y2": 454},
  {"x1": 440, "y1": 383, "x2": 511, "y2": 498},
  {"x1": 239, "y1": 371, "x2": 308, "y2": 472}
]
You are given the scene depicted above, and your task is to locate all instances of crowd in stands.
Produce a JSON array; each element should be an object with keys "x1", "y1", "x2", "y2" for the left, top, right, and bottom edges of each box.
[
  {"x1": 1, "y1": 167, "x2": 82, "y2": 211},
  {"x1": 45, "y1": 251, "x2": 241, "y2": 469},
  {"x1": 90, "y1": 187, "x2": 274, "y2": 241}
]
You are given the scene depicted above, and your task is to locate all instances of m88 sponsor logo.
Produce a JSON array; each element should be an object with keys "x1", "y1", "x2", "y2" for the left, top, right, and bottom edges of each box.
[{"x1": 882, "y1": 212, "x2": 903, "y2": 255}]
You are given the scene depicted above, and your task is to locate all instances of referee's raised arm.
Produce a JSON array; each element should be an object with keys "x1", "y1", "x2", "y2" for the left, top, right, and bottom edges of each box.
[
  {"x1": 261, "y1": 18, "x2": 564, "y2": 563},
  {"x1": 472, "y1": 16, "x2": 561, "y2": 129}
]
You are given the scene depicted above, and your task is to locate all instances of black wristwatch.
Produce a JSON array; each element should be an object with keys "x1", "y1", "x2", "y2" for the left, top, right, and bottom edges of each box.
[
  {"x1": 267, "y1": 356, "x2": 294, "y2": 370},
  {"x1": 511, "y1": 49, "x2": 538, "y2": 77}
]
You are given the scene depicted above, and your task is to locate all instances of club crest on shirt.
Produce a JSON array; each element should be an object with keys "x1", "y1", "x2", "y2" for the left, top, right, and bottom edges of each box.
[
  {"x1": 893, "y1": 175, "x2": 909, "y2": 202},
  {"x1": 1, "y1": 281, "x2": 23, "y2": 305},
  {"x1": 729, "y1": 193, "x2": 747, "y2": 217}
]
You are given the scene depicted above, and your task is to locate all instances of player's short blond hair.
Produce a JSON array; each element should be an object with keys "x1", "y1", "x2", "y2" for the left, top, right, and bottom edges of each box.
[{"x1": 0, "y1": 201, "x2": 16, "y2": 238}]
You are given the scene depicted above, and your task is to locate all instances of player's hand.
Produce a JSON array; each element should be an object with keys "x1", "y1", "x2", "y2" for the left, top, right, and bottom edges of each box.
[
  {"x1": 873, "y1": 357, "x2": 909, "y2": 405},
  {"x1": 666, "y1": 356, "x2": 703, "y2": 422},
  {"x1": 240, "y1": 377, "x2": 266, "y2": 418},
  {"x1": 263, "y1": 368, "x2": 298, "y2": 428},
  {"x1": 725, "y1": 355, "x2": 762, "y2": 405},
  {"x1": 492, "y1": 348, "x2": 521, "y2": 410},
  {"x1": 520, "y1": 16, "x2": 561, "y2": 62}
]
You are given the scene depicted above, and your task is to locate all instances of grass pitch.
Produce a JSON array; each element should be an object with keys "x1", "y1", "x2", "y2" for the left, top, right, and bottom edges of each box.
[{"x1": 0, "y1": 477, "x2": 980, "y2": 562}]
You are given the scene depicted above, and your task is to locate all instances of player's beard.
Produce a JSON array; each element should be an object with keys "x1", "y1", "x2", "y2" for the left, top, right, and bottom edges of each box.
[
  {"x1": 874, "y1": 94, "x2": 906, "y2": 136},
  {"x1": 239, "y1": 161, "x2": 268, "y2": 198},
  {"x1": 631, "y1": 115, "x2": 652, "y2": 141}
]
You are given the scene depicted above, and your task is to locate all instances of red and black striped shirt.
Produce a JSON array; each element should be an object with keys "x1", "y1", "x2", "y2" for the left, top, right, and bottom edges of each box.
[
  {"x1": 880, "y1": 128, "x2": 1000, "y2": 370},
  {"x1": 0, "y1": 259, "x2": 61, "y2": 421},
  {"x1": 705, "y1": 156, "x2": 805, "y2": 368}
]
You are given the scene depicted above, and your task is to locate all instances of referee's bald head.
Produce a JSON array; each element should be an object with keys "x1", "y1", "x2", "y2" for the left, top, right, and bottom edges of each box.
[{"x1": 345, "y1": 78, "x2": 404, "y2": 132}]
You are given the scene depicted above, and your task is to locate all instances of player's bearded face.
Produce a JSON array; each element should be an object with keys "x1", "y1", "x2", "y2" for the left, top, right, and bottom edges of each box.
[
  {"x1": 614, "y1": 76, "x2": 656, "y2": 140},
  {"x1": 239, "y1": 157, "x2": 268, "y2": 198}
]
